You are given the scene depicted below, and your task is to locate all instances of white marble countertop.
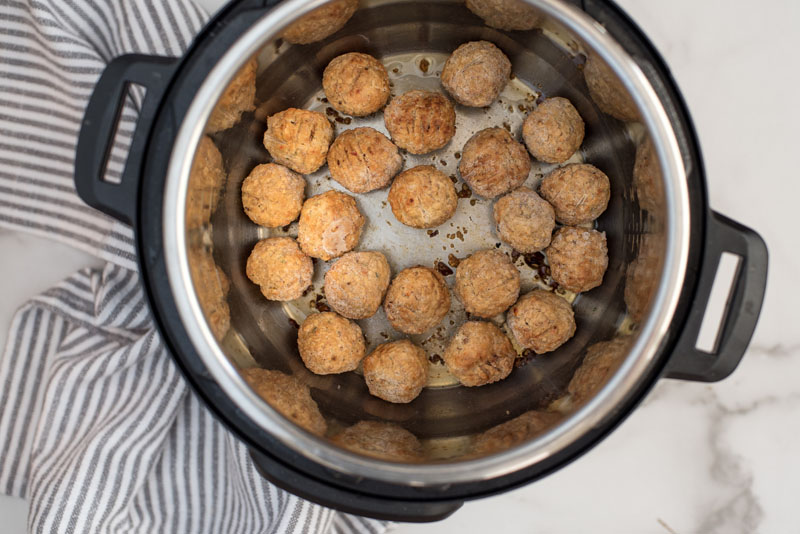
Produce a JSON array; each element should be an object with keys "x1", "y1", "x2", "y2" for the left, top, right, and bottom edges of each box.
[{"x1": 1, "y1": 0, "x2": 798, "y2": 532}]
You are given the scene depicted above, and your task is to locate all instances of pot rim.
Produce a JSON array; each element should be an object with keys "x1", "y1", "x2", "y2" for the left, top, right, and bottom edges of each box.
[{"x1": 161, "y1": 0, "x2": 691, "y2": 486}]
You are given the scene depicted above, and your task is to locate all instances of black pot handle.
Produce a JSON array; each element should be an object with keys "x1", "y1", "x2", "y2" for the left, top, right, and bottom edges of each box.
[
  {"x1": 75, "y1": 54, "x2": 177, "y2": 225},
  {"x1": 665, "y1": 211, "x2": 768, "y2": 382},
  {"x1": 249, "y1": 448, "x2": 463, "y2": 523}
]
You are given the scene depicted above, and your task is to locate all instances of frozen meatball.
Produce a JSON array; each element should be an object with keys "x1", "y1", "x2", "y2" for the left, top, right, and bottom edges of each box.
[
  {"x1": 186, "y1": 136, "x2": 226, "y2": 229},
  {"x1": 539, "y1": 163, "x2": 610, "y2": 225},
  {"x1": 388, "y1": 165, "x2": 458, "y2": 229},
  {"x1": 441, "y1": 41, "x2": 511, "y2": 108},
  {"x1": 327, "y1": 127, "x2": 402, "y2": 193},
  {"x1": 493, "y1": 187, "x2": 555, "y2": 253},
  {"x1": 459, "y1": 127, "x2": 531, "y2": 198},
  {"x1": 455, "y1": 249, "x2": 520, "y2": 318},
  {"x1": 567, "y1": 337, "x2": 631, "y2": 406},
  {"x1": 507, "y1": 290, "x2": 576, "y2": 354},
  {"x1": 207, "y1": 57, "x2": 257, "y2": 133},
  {"x1": 298, "y1": 312, "x2": 366, "y2": 374},
  {"x1": 363, "y1": 339, "x2": 428, "y2": 403},
  {"x1": 384, "y1": 266, "x2": 450, "y2": 334},
  {"x1": 324, "y1": 251, "x2": 391, "y2": 319},
  {"x1": 443, "y1": 321, "x2": 515, "y2": 387},
  {"x1": 522, "y1": 97, "x2": 585, "y2": 164},
  {"x1": 633, "y1": 137, "x2": 663, "y2": 213},
  {"x1": 584, "y1": 53, "x2": 638, "y2": 122},
  {"x1": 241, "y1": 163, "x2": 305, "y2": 227},
  {"x1": 241, "y1": 368, "x2": 327, "y2": 436},
  {"x1": 297, "y1": 190, "x2": 365, "y2": 261},
  {"x1": 473, "y1": 410, "x2": 560, "y2": 455},
  {"x1": 333, "y1": 421, "x2": 423, "y2": 462},
  {"x1": 246, "y1": 237, "x2": 313, "y2": 301},
  {"x1": 282, "y1": 0, "x2": 358, "y2": 44},
  {"x1": 384, "y1": 90, "x2": 456, "y2": 154},
  {"x1": 189, "y1": 249, "x2": 231, "y2": 341},
  {"x1": 263, "y1": 108, "x2": 334, "y2": 175},
  {"x1": 624, "y1": 234, "x2": 661, "y2": 323},
  {"x1": 323, "y1": 53, "x2": 390, "y2": 116},
  {"x1": 465, "y1": 0, "x2": 542, "y2": 31},
  {"x1": 545, "y1": 227, "x2": 608, "y2": 293}
]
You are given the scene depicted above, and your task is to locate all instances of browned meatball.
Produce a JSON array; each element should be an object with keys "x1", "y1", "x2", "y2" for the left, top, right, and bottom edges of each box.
[
  {"x1": 388, "y1": 165, "x2": 458, "y2": 229},
  {"x1": 324, "y1": 251, "x2": 391, "y2": 319},
  {"x1": 207, "y1": 57, "x2": 257, "y2": 133},
  {"x1": 189, "y1": 249, "x2": 231, "y2": 341},
  {"x1": 507, "y1": 290, "x2": 576, "y2": 353},
  {"x1": 493, "y1": 187, "x2": 555, "y2": 253},
  {"x1": 241, "y1": 368, "x2": 327, "y2": 436},
  {"x1": 263, "y1": 108, "x2": 334, "y2": 175},
  {"x1": 333, "y1": 421, "x2": 423, "y2": 462},
  {"x1": 282, "y1": 0, "x2": 358, "y2": 45},
  {"x1": 186, "y1": 136, "x2": 226, "y2": 229},
  {"x1": 441, "y1": 41, "x2": 511, "y2": 108},
  {"x1": 465, "y1": 0, "x2": 541, "y2": 31},
  {"x1": 633, "y1": 137, "x2": 663, "y2": 213},
  {"x1": 539, "y1": 163, "x2": 610, "y2": 225},
  {"x1": 455, "y1": 249, "x2": 520, "y2": 318},
  {"x1": 624, "y1": 234, "x2": 661, "y2": 323},
  {"x1": 327, "y1": 127, "x2": 402, "y2": 193},
  {"x1": 246, "y1": 237, "x2": 313, "y2": 301},
  {"x1": 522, "y1": 97, "x2": 585, "y2": 164},
  {"x1": 459, "y1": 127, "x2": 531, "y2": 198},
  {"x1": 323, "y1": 53, "x2": 390, "y2": 116},
  {"x1": 298, "y1": 312, "x2": 366, "y2": 374},
  {"x1": 473, "y1": 410, "x2": 560, "y2": 455},
  {"x1": 545, "y1": 227, "x2": 608, "y2": 293},
  {"x1": 384, "y1": 90, "x2": 456, "y2": 154},
  {"x1": 443, "y1": 321, "x2": 515, "y2": 387},
  {"x1": 584, "y1": 53, "x2": 638, "y2": 122},
  {"x1": 384, "y1": 266, "x2": 450, "y2": 334},
  {"x1": 297, "y1": 191, "x2": 365, "y2": 261},
  {"x1": 363, "y1": 339, "x2": 428, "y2": 403},
  {"x1": 567, "y1": 336, "x2": 631, "y2": 406},
  {"x1": 241, "y1": 163, "x2": 305, "y2": 228}
]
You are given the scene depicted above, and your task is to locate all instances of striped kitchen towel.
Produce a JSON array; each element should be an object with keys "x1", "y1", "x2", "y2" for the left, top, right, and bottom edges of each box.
[{"x1": 0, "y1": 1, "x2": 388, "y2": 532}]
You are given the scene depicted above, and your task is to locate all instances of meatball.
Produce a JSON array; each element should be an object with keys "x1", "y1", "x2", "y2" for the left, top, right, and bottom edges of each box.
[
  {"x1": 186, "y1": 136, "x2": 226, "y2": 229},
  {"x1": 241, "y1": 368, "x2": 327, "y2": 436},
  {"x1": 388, "y1": 165, "x2": 458, "y2": 229},
  {"x1": 384, "y1": 266, "x2": 450, "y2": 334},
  {"x1": 567, "y1": 337, "x2": 631, "y2": 406},
  {"x1": 545, "y1": 227, "x2": 608, "y2": 293},
  {"x1": 625, "y1": 234, "x2": 661, "y2": 323},
  {"x1": 297, "y1": 190, "x2": 365, "y2": 261},
  {"x1": 507, "y1": 290, "x2": 576, "y2": 354},
  {"x1": 363, "y1": 339, "x2": 428, "y2": 403},
  {"x1": 473, "y1": 410, "x2": 560, "y2": 455},
  {"x1": 298, "y1": 312, "x2": 366, "y2": 374},
  {"x1": 465, "y1": 0, "x2": 542, "y2": 31},
  {"x1": 442, "y1": 321, "x2": 515, "y2": 387},
  {"x1": 327, "y1": 127, "x2": 402, "y2": 193},
  {"x1": 633, "y1": 137, "x2": 663, "y2": 213},
  {"x1": 323, "y1": 53, "x2": 390, "y2": 116},
  {"x1": 522, "y1": 97, "x2": 585, "y2": 164},
  {"x1": 583, "y1": 53, "x2": 638, "y2": 122},
  {"x1": 324, "y1": 251, "x2": 391, "y2": 319},
  {"x1": 493, "y1": 187, "x2": 555, "y2": 253},
  {"x1": 281, "y1": 0, "x2": 358, "y2": 45},
  {"x1": 189, "y1": 249, "x2": 231, "y2": 341},
  {"x1": 241, "y1": 163, "x2": 305, "y2": 228},
  {"x1": 333, "y1": 421, "x2": 423, "y2": 462},
  {"x1": 539, "y1": 163, "x2": 610, "y2": 225},
  {"x1": 455, "y1": 249, "x2": 520, "y2": 318},
  {"x1": 384, "y1": 90, "x2": 456, "y2": 154},
  {"x1": 207, "y1": 57, "x2": 257, "y2": 133},
  {"x1": 441, "y1": 41, "x2": 511, "y2": 108},
  {"x1": 246, "y1": 237, "x2": 313, "y2": 301},
  {"x1": 263, "y1": 108, "x2": 333, "y2": 175},
  {"x1": 459, "y1": 127, "x2": 531, "y2": 198}
]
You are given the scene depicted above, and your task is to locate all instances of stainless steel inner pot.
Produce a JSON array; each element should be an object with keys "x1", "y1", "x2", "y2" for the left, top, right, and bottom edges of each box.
[{"x1": 164, "y1": 0, "x2": 689, "y2": 485}]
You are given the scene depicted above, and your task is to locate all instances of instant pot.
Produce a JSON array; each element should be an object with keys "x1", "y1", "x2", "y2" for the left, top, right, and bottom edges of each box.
[{"x1": 75, "y1": 0, "x2": 768, "y2": 522}]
